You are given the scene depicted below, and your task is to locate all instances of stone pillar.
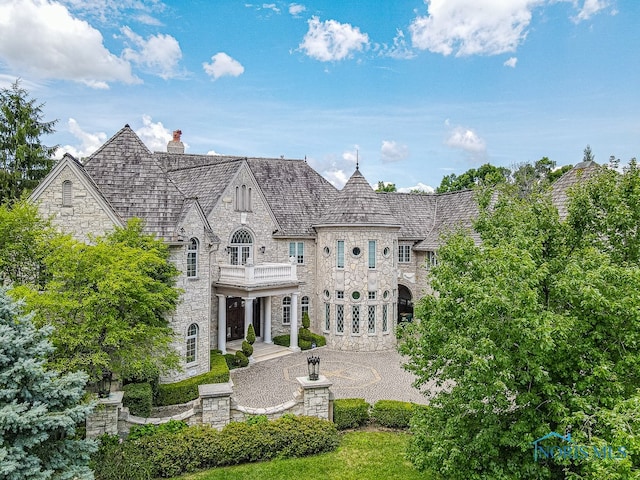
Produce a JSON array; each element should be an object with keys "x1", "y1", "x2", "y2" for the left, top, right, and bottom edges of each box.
[
  {"x1": 296, "y1": 376, "x2": 332, "y2": 420},
  {"x1": 199, "y1": 381, "x2": 233, "y2": 430},
  {"x1": 243, "y1": 297, "x2": 255, "y2": 338},
  {"x1": 217, "y1": 294, "x2": 227, "y2": 354},
  {"x1": 289, "y1": 292, "x2": 300, "y2": 352},
  {"x1": 85, "y1": 391, "x2": 124, "y2": 438},
  {"x1": 263, "y1": 296, "x2": 272, "y2": 343}
]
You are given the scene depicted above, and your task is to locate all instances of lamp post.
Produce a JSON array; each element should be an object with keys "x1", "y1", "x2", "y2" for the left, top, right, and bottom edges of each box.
[
  {"x1": 307, "y1": 355, "x2": 320, "y2": 381},
  {"x1": 97, "y1": 370, "x2": 112, "y2": 398}
]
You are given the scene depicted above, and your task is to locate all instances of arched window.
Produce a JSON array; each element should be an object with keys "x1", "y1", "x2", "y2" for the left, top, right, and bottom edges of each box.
[
  {"x1": 186, "y1": 323, "x2": 198, "y2": 363},
  {"x1": 301, "y1": 296, "x2": 309, "y2": 319},
  {"x1": 187, "y1": 238, "x2": 198, "y2": 277},
  {"x1": 62, "y1": 180, "x2": 72, "y2": 207},
  {"x1": 282, "y1": 296, "x2": 291, "y2": 325},
  {"x1": 229, "y1": 229, "x2": 253, "y2": 265}
]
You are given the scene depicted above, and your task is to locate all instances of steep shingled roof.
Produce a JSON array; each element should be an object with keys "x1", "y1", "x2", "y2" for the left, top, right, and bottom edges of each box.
[
  {"x1": 551, "y1": 160, "x2": 600, "y2": 219},
  {"x1": 315, "y1": 168, "x2": 399, "y2": 227},
  {"x1": 83, "y1": 125, "x2": 187, "y2": 241}
]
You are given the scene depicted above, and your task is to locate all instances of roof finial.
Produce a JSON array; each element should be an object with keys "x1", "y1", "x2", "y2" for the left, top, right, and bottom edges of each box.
[{"x1": 356, "y1": 149, "x2": 359, "y2": 170}]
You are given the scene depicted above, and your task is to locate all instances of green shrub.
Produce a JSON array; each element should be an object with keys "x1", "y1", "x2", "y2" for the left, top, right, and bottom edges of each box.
[
  {"x1": 128, "y1": 420, "x2": 188, "y2": 441},
  {"x1": 210, "y1": 350, "x2": 229, "y2": 376},
  {"x1": 246, "y1": 324, "x2": 256, "y2": 345},
  {"x1": 155, "y1": 367, "x2": 230, "y2": 406},
  {"x1": 241, "y1": 340, "x2": 253, "y2": 357},
  {"x1": 94, "y1": 416, "x2": 340, "y2": 478},
  {"x1": 273, "y1": 333, "x2": 326, "y2": 350},
  {"x1": 91, "y1": 435, "x2": 154, "y2": 480},
  {"x1": 302, "y1": 311, "x2": 310, "y2": 329},
  {"x1": 333, "y1": 398, "x2": 370, "y2": 430},
  {"x1": 299, "y1": 327, "x2": 312, "y2": 340},
  {"x1": 235, "y1": 351, "x2": 249, "y2": 367},
  {"x1": 224, "y1": 353, "x2": 240, "y2": 369},
  {"x1": 371, "y1": 400, "x2": 423, "y2": 429},
  {"x1": 123, "y1": 382, "x2": 153, "y2": 418},
  {"x1": 245, "y1": 414, "x2": 268, "y2": 426}
]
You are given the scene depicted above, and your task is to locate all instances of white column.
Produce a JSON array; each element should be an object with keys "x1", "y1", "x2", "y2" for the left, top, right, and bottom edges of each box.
[
  {"x1": 263, "y1": 296, "x2": 272, "y2": 343},
  {"x1": 289, "y1": 292, "x2": 300, "y2": 352},
  {"x1": 216, "y1": 294, "x2": 227, "y2": 354},
  {"x1": 243, "y1": 297, "x2": 255, "y2": 338}
]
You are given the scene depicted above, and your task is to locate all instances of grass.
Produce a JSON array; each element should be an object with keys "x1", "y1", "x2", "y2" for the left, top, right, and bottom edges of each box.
[{"x1": 170, "y1": 430, "x2": 430, "y2": 480}]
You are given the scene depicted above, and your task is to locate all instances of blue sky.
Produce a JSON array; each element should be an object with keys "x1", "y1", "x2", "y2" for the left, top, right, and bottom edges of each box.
[{"x1": 0, "y1": 0, "x2": 637, "y2": 191}]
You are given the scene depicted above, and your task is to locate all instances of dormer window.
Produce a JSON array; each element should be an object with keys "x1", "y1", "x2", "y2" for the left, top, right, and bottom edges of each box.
[
  {"x1": 62, "y1": 180, "x2": 72, "y2": 207},
  {"x1": 235, "y1": 184, "x2": 252, "y2": 211}
]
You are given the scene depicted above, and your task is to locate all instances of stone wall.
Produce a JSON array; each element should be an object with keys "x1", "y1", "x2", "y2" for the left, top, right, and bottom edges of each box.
[{"x1": 87, "y1": 377, "x2": 333, "y2": 437}]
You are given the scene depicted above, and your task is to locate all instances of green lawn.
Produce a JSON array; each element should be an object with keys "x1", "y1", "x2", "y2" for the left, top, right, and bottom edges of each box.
[{"x1": 170, "y1": 430, "x2": 430, "y2": 480}]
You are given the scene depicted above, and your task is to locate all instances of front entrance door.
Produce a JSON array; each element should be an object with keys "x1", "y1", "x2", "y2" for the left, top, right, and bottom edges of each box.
[{"x1": 227, "y1": 297, "x2": 244, "y2": 340}]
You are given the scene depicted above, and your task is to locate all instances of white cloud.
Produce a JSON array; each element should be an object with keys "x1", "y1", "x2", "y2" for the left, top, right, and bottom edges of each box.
[
  {"x1": 398, "y1": 182, "x2": 435, "y2": 193},
  {"x1": 121, "y1": 26, "x2": 183, "y2": 79},
  {"x1": 136, "y1": 114, "x2": 174, "y2": 152},
  {"x1": 0, "y1": 0, "x2": 138, "y2": 88},
  {"x1": 381, "y1": 29, "x2": 416, "y2": 59},
  {"x1": 410, "y1": 0, "x2": 543, "y2": 57},
  {"x1": 55, "y1": 118, "x2": 107, "y2": 159},
  {"x1": 504, "y1": 57, "x2": 518, "y2": 67},
  {"x1": 203, "y1": 52, "x2": 245, "y2": 80},
  {"x1": 572, "y1": 0, "x2": 609, "y2": 22},
  {"x1": 59, "y1": 0, "x2": 166, "y2": 24},
  {"x1": 299, "y1": 16, "x2": 369, "y2": 62},
  {"x1": 289, "y1": 3, "x2": 306, "y2": 16},
  {"x1": 342, "y1": 145, "x2": 360, "y2": 166},
  {"x1": 324, "y1": 169, "x2": 349, "y2": 189},
  {"x1": 380, "y1": 140, "x2": 409, "y2": 163},
  {"x1": 445, "y1": 125, "x2": 487, "y2": 155},
  {"x1": 262, "y1": 3, "x2": 280, "y2": 13}
]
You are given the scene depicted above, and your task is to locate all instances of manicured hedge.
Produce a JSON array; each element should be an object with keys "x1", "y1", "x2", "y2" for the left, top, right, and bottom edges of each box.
[
  {"x1": 92, "y1": 415, "x2": 340, "y2": 479},
  {"x1": 273, "y1": 331, "x2": 326, "y2": 350},
  {"x1": 371, "y1": 400, "x2": 427, "y2": 429},
  {"x1": 123, "y1": 382, "x2": 153, "y2": 418},
  {"x1": 333, "y1": 398, "x2": 370, "y2": 430},
  {"x1": 155, "y1": 354, "x2": 230, "y2": 406}
]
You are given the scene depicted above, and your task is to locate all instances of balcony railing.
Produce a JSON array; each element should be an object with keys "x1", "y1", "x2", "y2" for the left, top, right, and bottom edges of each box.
[{"x1": 217, "y1": 262, "x2": 298, "y2": 286}]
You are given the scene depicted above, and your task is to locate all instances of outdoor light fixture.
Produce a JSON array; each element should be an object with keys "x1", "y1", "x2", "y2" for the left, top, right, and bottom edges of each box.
[
  {"x1": 259, "y1": 246, "x2": 266, "y2": 254},
  {"x1": 98, "y1": 370, "x2": 112, "y2": 398},
  {"x1": 307, "y1": 355, "x2": 320, "y2": 381}
]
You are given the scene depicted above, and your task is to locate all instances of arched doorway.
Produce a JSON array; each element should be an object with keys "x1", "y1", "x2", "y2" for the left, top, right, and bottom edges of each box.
[{"x1": 398, "y1": 284, "x2": 413, "y2": 322}]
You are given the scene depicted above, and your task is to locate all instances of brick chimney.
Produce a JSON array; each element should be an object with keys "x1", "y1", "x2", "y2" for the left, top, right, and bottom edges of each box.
[{"x1": 167, "y1": 129, "x2": 184, "y2": 154}]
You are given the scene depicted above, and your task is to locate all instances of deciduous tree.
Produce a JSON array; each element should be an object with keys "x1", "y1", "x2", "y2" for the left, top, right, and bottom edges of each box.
[{"x1": 400, "y1": 162, "x2": 640, "y2": 479}]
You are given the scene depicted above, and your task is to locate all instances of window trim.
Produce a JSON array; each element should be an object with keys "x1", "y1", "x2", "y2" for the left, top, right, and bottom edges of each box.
[
  {"x1": 282, "y1": 296, "x2": 291, "y2": 325},
  {"x1": 289, "y1": 241, "x2": 305, "y2": 264},
  {"x1": 398, "y1": 244, "x2": 411, "y2": 263},
  {"x1": 301, "y1": 295, "x2": 309, "y2": 318},
  {"x1": 336, "y1": 304, "x2": 345, "y2": 334},
  {"x1": 368, "y1": 305, "x2": 376, "y2": 334},
  {"x1": 368, "y1": 240, "x2": 376, "y2": 269},
  {"x1": 337, "y1": 240, "x2": 345, "y2": 268},
  {"x1": 351, "y1": 305, "x2": 360, "y2": 335},
  {"x1": 62, "y1": 180, "x2": 72, "y2": 207}
]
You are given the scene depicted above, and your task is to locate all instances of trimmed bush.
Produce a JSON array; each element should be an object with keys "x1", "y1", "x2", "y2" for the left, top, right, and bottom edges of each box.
[
  {"x1": 235, "y1": 351, "x2": 249, "y2": 367},
  {"x1": 224, "y1": 353, "x2": 240, "y2": 369},
  {"x1": 273, "y1": 332, "x2": 326, "y2": 350},
  {"x1": 371, "y1": 400, "x2": 422, "y2": 429},
  {"x1": 156, "y1": 366, "x2": 230, "y2": 406},
  {"x1": 123, "y1": 382, "x2": 153, "y2": 418},
  {"x1": 128, "y1": 420, "x2": 188, "y2": 441},
  {"x1": 246, "y1": 324, "x2": 256, "y2": 345},
  {"x1": 93, "y1": 416, "x2": 340, "y2": 479},
  {"x1": 333, "y1": 398, "x2": 370, "y2": 430},
  {"x1": 301, "y1": 311, "x2": 310, "y2": 329},
  {"x1": 210, "y1": 350, "x2": 229, "y2": 376},
  {"x1": 241, "y1": 340, "x2": 253, "y2": 357}
]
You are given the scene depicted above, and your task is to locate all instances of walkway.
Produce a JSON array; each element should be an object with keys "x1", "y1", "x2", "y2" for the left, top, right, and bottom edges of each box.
[{"x1": 229, "y1": 347, "x2": 436, "y2": 408}]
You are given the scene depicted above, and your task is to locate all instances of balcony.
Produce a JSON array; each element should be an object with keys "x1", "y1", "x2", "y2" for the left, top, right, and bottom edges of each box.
[{"x1": 217, "y1": 262, "x2": 298, "y2": 288}]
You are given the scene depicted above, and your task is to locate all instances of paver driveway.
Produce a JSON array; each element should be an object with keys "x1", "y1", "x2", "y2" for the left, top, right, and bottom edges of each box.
[{"x1": 229, "y1": 347, "x2": 435, "y2": 408}]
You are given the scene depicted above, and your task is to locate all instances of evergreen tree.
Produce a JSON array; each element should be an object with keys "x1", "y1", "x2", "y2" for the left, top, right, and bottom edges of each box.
[
  {"x1": 0, "y1": 79, "x2": 57, "y2": 203},
  {"x1": 0, "y1": 288, "x2": 96, "y2": 479}
]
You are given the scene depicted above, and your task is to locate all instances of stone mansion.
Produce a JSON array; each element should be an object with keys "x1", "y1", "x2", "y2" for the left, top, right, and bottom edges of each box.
[{"x1": 30, "y1": 125, "x2": 591, "y2": 382}]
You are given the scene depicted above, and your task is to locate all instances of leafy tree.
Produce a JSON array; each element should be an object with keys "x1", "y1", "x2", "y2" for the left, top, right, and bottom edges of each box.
[
  {"x1": 375, "y1": 181, "x2": 397, "y2": 192},
  {"x1": 400, "y1": 163, "x2": 640, "y2": 479},
  {"x1": 0, "y1": 200, "x2": 59, "y2": 287},
  {"x1": 0, "y1": 288, "x2": 96, "y2": 479},
  {"x1": 0, "y1": 79, "x2": 57, "y2": 203},
  {"x1": 436, "y1": 163, "x2": 510, "y2": 193},
  {"x1": 12, "y1": 219, "x2": 181, "y2": 383}
]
